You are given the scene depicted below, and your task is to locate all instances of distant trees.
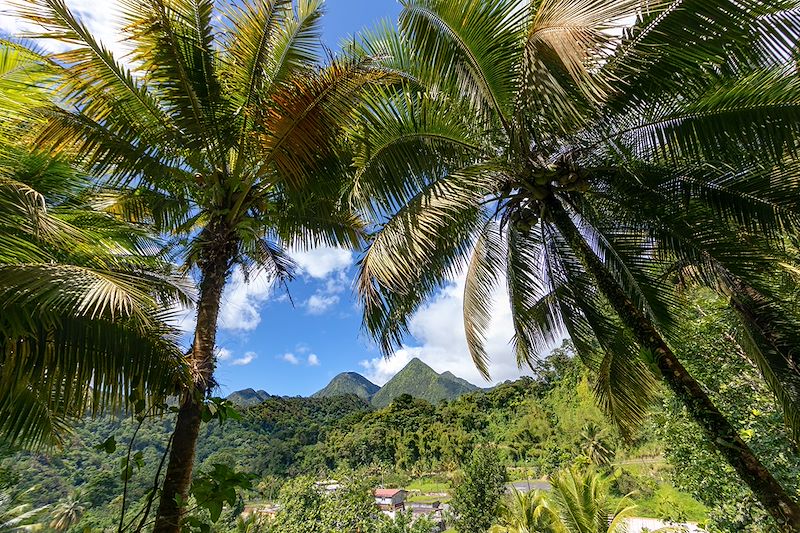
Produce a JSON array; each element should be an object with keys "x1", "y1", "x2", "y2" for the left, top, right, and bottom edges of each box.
[
  {"x1": 269, "y1": 474, "x2": 433, "y2": 533},
  {"x1": 48, "y1": 497, "x2": 84, "y2": 532},
  {"x1": 450, "y1": 447, "x2": 507, "y2": 533},
  {"x1": 579, "y1": 423, "x2": 615, "y2": 467}
]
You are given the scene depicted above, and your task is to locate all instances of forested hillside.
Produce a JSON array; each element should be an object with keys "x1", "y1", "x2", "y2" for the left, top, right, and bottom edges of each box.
[
  {"x1": 370, "y1": 358, "x2": 479, "y2": 408},
  {"x1": 311, "y1": 373, "x2": 380, "y2": 401},
  {"x1": 6, "y1": 304, "x2": 799, "y2": 533}
]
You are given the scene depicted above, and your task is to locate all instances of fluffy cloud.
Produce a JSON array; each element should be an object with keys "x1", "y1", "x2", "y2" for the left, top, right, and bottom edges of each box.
[
  {"x1": 231, "y1": 352, "x2": 256, "y2": 366},
  {"x1": 280, "y1": 351, "x2": 320, "y2": 367},
  {"x1": 300, "y1": 259, "x2": 351, "y2": 315},
  {"x1": 360, "y1": 274, "x2": 540, "y2": 386},
  {"x1": 291, "y1": 246, "x2": 353, "y2": 279},
  {"x1": 305, "y1": 294, "x2": 340, "y2": 315},
  {"x1": 281, "y1": 353, "x2": 300, "y2": 365},
  {"x1": 217, "y1": 347, "x2": 232, "y2": 362},
  {"x1": 219, "y1": 268, "x2": 275, "y2": 332}
]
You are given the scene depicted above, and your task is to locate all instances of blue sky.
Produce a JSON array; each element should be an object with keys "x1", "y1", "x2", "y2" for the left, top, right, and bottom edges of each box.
[{"x1": 0, "y1": 0, "x2": 532, "y2": 396}]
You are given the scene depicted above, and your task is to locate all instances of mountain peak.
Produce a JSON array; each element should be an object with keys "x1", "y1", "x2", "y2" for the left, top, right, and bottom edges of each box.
[
  {"x1": 227, "y1": 388, "x2": 271, "y2": 407},
  {"x1": 402, "y1": 357, "x2": 436, "y2": 372},
  {"x1": 312, "y1": 372, "x2": 380, "y2": 400},
  {"x1": 370, "y1": 358, "x2": 477, "y2": 408}
]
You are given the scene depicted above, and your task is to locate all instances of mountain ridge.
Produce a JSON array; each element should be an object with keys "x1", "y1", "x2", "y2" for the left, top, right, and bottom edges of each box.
[
  {"x1": 228, "y1": 359, "x2": 479, "y2": 407},
  {"x1": 370, "y1": 357, "x2": 478, "y2": 407},
  {"x1": 226, "y1": 388, "x2": 271, "y2": 406}
]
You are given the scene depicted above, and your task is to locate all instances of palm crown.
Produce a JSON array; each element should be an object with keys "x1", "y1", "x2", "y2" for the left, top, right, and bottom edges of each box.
[{"x1": 351, "y1": 0, "x2": 800, "y2": 526}]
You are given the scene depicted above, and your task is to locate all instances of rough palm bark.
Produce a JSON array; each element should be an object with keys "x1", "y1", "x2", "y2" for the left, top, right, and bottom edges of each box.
[
  {"x1": 546, "y1": 197, "x2": 800, "y2": 531},
  {"x1": 154, "y1": 222, "x2": 234, "y2": 533}
]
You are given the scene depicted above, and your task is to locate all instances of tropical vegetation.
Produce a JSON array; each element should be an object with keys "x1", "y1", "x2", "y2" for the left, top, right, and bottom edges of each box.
[
  {"x1": 3, "y1": 0, "x2": 392, "y2": 529},
  {"x1": 491, "y1": 469, "x2": 637, "y2": 533},
  {"x1": 3, "y1": 326, "x2": 794, "y2": 531},
  {"x1": 0, "y1": 41, "x2": 189, "y2": 448},
  {"x1": 349, "y1": 0, "x2": 800, "y2": 527},
  {"x1": 1, "y1": 0, "x2": 800, "y2": 532}
]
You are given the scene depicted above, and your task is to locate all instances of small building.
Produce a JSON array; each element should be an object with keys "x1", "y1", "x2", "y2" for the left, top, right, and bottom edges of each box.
[
  {"x1": 314, "y1": 479, "x2": 341, "y2": 493},
  {"x1": 410, "y1": 501, "x2": 444, "y2": 521},
  {"x1": 374, "y1": 488, "x2": 407, "y2": 512}
]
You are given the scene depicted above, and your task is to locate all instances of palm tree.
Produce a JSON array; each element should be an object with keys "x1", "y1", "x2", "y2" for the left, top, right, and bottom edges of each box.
[
  {"x1": 548, "y1": 468, "x2": 637, "y2": 533},
  {"x1": 0, "y1": 489, "x2": 48, "y2": 533},
  {"x1": 48, "y1": 497, "x2": 84, "y2": 532},
  {"x1": 580, "y1": 423, "x2": 615, "y2": 467},
  {"x1": 350, "y1": 0, "x2": 800, "y2": 528},
  {"x1": 490, "y1": 489, "x2": 563, "y2": 533},
  {"x1": 492, "y1": 470, "x2": 638, "y2": 533},
  {"x1": 0, "y1": 42, "x2": 189, "y2": 448},
  {"x1": 8, "y1": 1, "x2": 389, "y2": 531}
]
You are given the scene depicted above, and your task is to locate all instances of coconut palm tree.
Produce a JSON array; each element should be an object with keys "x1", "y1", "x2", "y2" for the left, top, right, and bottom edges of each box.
[
  {"x1": 7, "y1": 1, "x2": 390, "y2": 531},
  {"x1": 580, "y1": 423, "x2": 615, "y2": 467},
  {"x1": 0, "y1": 42, "x2": 189, "y2": 448},
  {"x1": 48, "y1": 497, "x2": 84, "y2": 532},
  {"x1": 548, "y1": 469, "x2": 637, "y2": 533},
  {"x1": 490, "y1": 489, "x2": 563, "y2": 533},
  {"x1": 350, "y1": 0, "x2": 800, "y2": 528}
]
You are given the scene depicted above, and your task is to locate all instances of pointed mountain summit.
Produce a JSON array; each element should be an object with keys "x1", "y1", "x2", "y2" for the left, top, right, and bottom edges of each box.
[
  {"x1": 370, "y1": 358, "x2": 478, "y2": 408},
  {"x1": 226, "y1": 388, "x2": 271, "y2": 407},
  {"x1": 312, "y1": 372, "x2": 380, "y2": 400}
]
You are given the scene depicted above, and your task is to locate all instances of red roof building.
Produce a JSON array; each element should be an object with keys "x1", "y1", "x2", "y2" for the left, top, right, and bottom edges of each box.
[{"x1": 374, "y1": 488, "x2": 407, "y2": 512}]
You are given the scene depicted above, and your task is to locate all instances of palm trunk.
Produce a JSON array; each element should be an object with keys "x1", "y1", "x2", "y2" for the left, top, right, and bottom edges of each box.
[
  {"x1": 546, "y1": 198, "x2": 800, "y2": 531},
  {"x1": 153, "y1": 223, "x2": 233, "y2": 533}
]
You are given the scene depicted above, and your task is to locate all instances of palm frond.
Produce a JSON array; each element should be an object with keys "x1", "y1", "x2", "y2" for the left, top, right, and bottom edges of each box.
[
  {"x1": 604, "y1": 0, "x2": 800, "y2": 98},
  {"x1": 599, "y1": 68, "x2": 800, "y2": 166},
  {"x1": 9, "y1": 1, "x2": 177, "y2": 142},
  {"x1": 120, "y1": 0, "x2": 230, "y2": 161},
  {"x1": 254, "y1": 56, "x2": 395, "y2": 192},
  {"x1": 399, "y1": 0, "x2": 525, "y2": 128},
  {"x1": 349, "y1": 86, "x2": 483, "y2": 216},
  {"x1": 463, "y1": 220, "x2": 506, "y2": 379},
  {"x1": 520, "y1": 0, "x2": 647, "y2": 134},
  {"x1": 358, "y1": 166, "x2": 494, "y2": 354}
]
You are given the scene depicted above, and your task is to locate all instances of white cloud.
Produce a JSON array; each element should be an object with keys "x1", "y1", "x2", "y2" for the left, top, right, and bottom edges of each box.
[
  {"x1": 305, "y1": 294, "x2": 340, "y2": 315},
  {"x1": 360, "y1": 273, "x2": 536, "y2": 387},
  {"x1": 219, "y1": 268, "x2": 275, "y2": 332},
  {"x1": 0, "y1": 1, "x2": 129, "y2": 57},
  {"x1": 303, "y1": 269, "x2": 348, "y2": 315},
  {"x1": 291, "y1": 246, "x2": 353, "y2": 279},
  {"x1": 217, "y1": 347, "x2": 232, "y2": 362},
  {"x1": 231, "y1": 352, "x2": 256, "y2": 366},
  {"x1": 307, "y1": 353, "x2": 320, "y2": 366},
  {"x1": 281, "y1": 353, "x2": 300, "y2": 365}
]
